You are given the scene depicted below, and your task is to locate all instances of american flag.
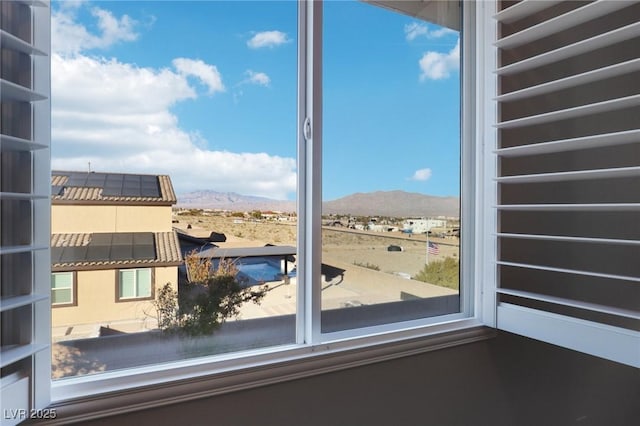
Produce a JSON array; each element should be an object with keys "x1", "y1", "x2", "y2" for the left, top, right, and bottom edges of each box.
[{"x1": 427, "y1": 241, "x2": 440, "y2": 255}]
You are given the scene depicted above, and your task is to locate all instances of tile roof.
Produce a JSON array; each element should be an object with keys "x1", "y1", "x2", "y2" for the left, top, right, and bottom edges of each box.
[
  {"x1": 52, "y1": 231, "x2": 182, "y2": 270},
  {"x1": 51, "y1": 171, "x2": 177, "y2": 205}
]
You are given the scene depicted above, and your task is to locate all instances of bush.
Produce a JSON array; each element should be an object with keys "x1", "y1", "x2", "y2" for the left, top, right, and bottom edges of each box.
[
  {"x1": 353, "y1": 261, "x2": 380, "y2": 271},
  {"x1": 155, "y1": 251, "x2": 267, "y2": 336},
  {"x1": 413, "y1": 257, "x2": 459, "y2": 290}
]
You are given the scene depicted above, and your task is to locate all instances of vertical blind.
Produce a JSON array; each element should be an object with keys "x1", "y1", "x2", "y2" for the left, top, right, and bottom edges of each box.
[
  {"x1": 493, "y1": 0, "x2": 640, "y2": 367},
  {"x1": 0, "y1": 0, "x2": 51, "y2": 422}
]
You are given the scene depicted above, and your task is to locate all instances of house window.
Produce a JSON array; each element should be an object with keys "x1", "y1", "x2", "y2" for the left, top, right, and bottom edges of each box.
[
  {"x1": 51, "y1": 272, "x2": 74, "y2": 306},
  {"x1": 46, "y1": 0, "x2": 473, "y2": 383},
  {"x1": 117, "y1": 268, "x2": 153, "y2": 301}
]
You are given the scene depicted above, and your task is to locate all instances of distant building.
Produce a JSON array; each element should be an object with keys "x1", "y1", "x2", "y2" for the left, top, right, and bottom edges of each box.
[
  {"x1": 50, "y1": 171, "x2": 182, "y2": 339},
  {"x1": 401, "y1": 218, "x2": 447, "y2": 234}
]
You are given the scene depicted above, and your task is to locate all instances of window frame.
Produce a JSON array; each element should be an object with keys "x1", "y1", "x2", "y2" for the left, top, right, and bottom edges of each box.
[
  {"x1": 116, "y1": 268, "x2": 155, "y2": 302},
  {"x1": 47, "y1": 0, "x2": 497, "y2": 419},
  {"x1": 51, "y1": 271, "x2": 77, "y2": 307}
]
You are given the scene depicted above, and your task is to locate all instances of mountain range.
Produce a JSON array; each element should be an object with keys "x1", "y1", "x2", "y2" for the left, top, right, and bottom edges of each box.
[{"x1": 177, "y1": 190, "x2": 459, "y2": 218}]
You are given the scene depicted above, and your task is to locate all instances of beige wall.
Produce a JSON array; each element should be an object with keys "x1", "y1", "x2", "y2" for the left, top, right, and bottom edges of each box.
[
  {"x1": 52, "y1": 266, "x2": 177, "y2": 329},
  {"x1": 52, "y1": 205, "x2": 172, "y2": 233}
]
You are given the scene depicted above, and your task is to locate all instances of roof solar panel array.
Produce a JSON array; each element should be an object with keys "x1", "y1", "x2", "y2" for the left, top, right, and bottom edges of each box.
[
  {"x1": 53, "y1": 172, "x2": 161, "y2": 198},
  {"x1": 51, "y1": 232, "x2": 157, "y2": 264}
]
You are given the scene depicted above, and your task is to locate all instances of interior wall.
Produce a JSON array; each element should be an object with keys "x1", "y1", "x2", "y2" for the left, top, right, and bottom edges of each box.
[{"x1": 81, "y1": 332, "x2": 639, "y2": 426}]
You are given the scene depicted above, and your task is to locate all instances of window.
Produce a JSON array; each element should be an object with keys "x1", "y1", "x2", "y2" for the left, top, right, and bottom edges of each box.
[
  {"x1": 51, "y1": 272, "x2": 74, "y2": 306},
  {"x1": 320, "y1": 0, "x2": 462, "y2": 334},
  {"x1": 117, "y1": 269, "x2": 153, "y2": 300},
  {"x1": 46, "y1": 0, "x2": 476, "y2": 386}
]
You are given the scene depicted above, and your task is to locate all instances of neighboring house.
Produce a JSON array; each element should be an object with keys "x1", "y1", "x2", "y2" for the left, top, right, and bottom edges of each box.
[{"x1": 50, "y1": 171, "x2": 182, "y2": 338}]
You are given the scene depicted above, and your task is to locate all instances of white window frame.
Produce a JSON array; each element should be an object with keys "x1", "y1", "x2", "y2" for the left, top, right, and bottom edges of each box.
[
  {"x1": 44, "y1": 0, "x2": 497, "y2": 420},
  {"x1": 51, "y1": 272, "x2": 74, "y2": 306},
  {"x1": 117, "y1": 268, "x2": 153, "y2": 301}
]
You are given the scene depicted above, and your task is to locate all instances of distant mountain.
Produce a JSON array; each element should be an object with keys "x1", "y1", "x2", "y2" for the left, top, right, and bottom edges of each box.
[
  {"x1": 178, "y1": 189, "x2": 459, "y2": 218},
  {"x1": 177, "y1": 190, "x2": 296, "y2": 212},
  {"x1": 323, "y1": 190, "x2": 459, "y2": 218}
]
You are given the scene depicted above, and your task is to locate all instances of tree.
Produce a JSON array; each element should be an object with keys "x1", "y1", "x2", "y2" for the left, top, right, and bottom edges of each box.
[{"x1": 155, "y1": 250, "x2": 267, "y2": 336}]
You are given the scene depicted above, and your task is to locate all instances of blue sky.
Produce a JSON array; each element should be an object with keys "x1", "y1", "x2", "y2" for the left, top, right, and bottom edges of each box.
[{"x1": 51, "y1": 0, "x2": 460, "y2": 201}]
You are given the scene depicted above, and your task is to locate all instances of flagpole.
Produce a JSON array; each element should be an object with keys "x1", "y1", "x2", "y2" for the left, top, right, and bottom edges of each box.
[{"x1": 426, "y1": 231, "x2": 429, "y2": 265}]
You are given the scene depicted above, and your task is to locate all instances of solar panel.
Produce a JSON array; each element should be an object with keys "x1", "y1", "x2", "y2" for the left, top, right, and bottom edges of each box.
[
  {"x1": 133, "y1": 233, "x2": 154, "y2": 245},
  {"x1": 52, "y1": 172, "x2": 162, "y2": 199},
  {"x1": 51, "y1": 232, "x2": 158, "y2": 264},
  {"x1": 102, "y1": 184, "x2": 124, "y2": 196},
  {"x1": 132, "y1": 244, "x2": 155, "y2": 260},
  {"x1": 66, "y1": 177, "x2": 87, "y2": 186},
  {"x1": 90, "y1": 233, "x2": 113, "y2": 245},
  {"x1": 51, "y1": 185, "x2": 64, "y2": 196},
  {"x1": 121, "y1": 187, "x2": 141, "y2": 197},
  {"x1": 86, "y1": 175, "x2": 106, "y2": 184},
  {"x1": 51, "y1": 247, "x2": 64, "y2": 263},
  {"x1": 110, "y1": 245, "x2": 133, "y2": 261},
  {"x1": 86, "y1": 245, "x2": 111, "y2": 261},
  {"x1": 112, "y1": 233, "x2": 133, "y2": 246},
  {"x1": 140, "y1": 182, "x2": 160, "y2": 197},
  {"x1": 59, "y1": 246, "x2": 88, "y2": 263}
]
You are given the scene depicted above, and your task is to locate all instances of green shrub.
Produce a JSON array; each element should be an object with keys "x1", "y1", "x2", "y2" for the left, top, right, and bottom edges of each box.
[{"x1": 413, "y1": 257, "x2": 459, "y2": 290}]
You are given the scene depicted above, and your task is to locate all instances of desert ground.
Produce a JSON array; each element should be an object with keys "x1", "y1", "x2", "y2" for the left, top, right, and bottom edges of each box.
[{"x1": 175, "y1": 212, "x2": 460, "y2": 319}]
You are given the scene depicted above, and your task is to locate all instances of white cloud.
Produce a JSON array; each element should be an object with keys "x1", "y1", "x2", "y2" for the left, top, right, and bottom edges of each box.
[
  {"x1": 244, "y1": 70, "x2": 271, "y2": 86},
  {"x1": 405, "y1": 22, "x2": 429, "y2": 41},
  {"x1": 51, "y1": 54, "x2": 296, "y2": 199},
  {"x1": 247, "y1": 30, "x2": 289, "y2": 49},
  {"x1": 410, "y1": 168, "x2": 433, "y2": 181},
  {"x1": 52, "y1": 5, "x2": 138, "y2": 55},
  {"x1": 419, "y1": 39, "x2": 460, "y2": 81},
  {"x1": 50, "y1": 5, "x2": 296, "y2": 199},
  {"x1": 404, "y1": 22, "x2": 456, "y2": 41},
  {"x1": 172, "y1": 58, "x2": 225, "y2": 95}
]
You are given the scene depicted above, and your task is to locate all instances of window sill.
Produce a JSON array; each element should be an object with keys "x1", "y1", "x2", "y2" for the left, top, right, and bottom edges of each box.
[{"x1": 45, "y1": 323, "x2": 494, "y2": 424}]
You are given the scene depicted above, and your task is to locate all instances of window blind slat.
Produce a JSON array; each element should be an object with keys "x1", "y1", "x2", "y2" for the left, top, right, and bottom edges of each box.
[
  {"x1": 496, "y1": 58, "x2": 640, "y2": 101},
  {"x1": 495, "y1": 130, "x2": 640, "y2": 157},
  {"x1": 495, "y1": 1, "x2": 630, "y2": 49},
  {"x1": 496, "y1": 233, "x2": 640, "y2": 246},
  {"x1": 496, "y1": 261, "x2": 640, "y2": 283},
  {"x1": 497, "y1": 288, "x2": 640, "y2": 321},
  {"x1": 496, "y1": 22, "x2": 640, "y2": 75},
  {"x1": 0, "y1": 343, "x2": 48, "y2": 369},
  {"x1": 0, "y1": 294, "x2": 49, "y2": 312},
  {"x1": 0, "y1": 134, "x2": 48, "y2": 150},
  {"x1": 496, "y1": 204, "x2": 640, "y2": 212},
  {"x1": 0, "y1": 79, "x2": 47, "y2": 101},
  {"x1": 496, "y1": 94, "x2": 640, "y2": 129},
  {"x1": 495, "y1": 166, "x2": 640, "y2": 183},
  {"x1": 0, "y1": 29, "x2": 46, "y2": 55},
  {"x1": 493, "y1": 0, "x2": 564, "y2": 23}
]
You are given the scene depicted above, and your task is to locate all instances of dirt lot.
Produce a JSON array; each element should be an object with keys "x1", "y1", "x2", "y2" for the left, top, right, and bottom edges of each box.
[{"x1": 174, "y1": 213, "x2": 459, "y2": 279}]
